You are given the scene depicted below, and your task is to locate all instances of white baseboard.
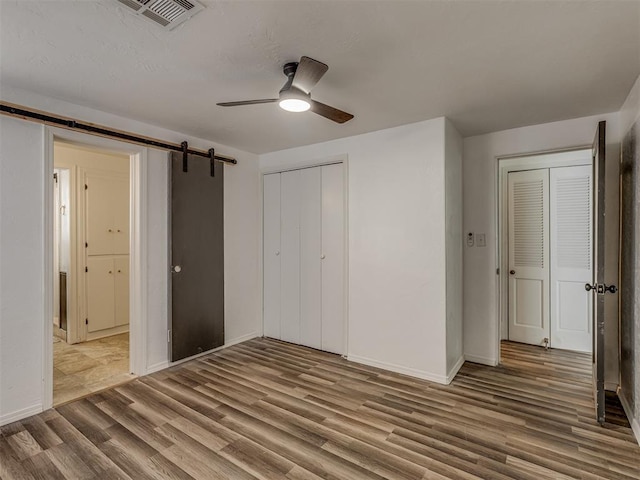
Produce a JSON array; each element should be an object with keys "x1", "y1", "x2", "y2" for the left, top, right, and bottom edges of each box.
[
  {"x1": 145, "y1": 361, "x2": 170, "y2": 375},
  {"x1": 446, "y1": 356, "x2": 465, "y2": 384},
  {"x1": 167, "y1": 332, "x2": 260, "y2": 368},
  {"x1": 618, "y1": 391, "x2": 640, "y2": 446},
  {"x1": 0, "y1": 403, "x2": 43, "y2": 427},
  {"x1": 347, "y1": 354, "x2": 448, "y2": 385},
  {"x1": 464, "y1": 353, "x2": 499, "y2": 366},
  {"x1": 224, "y1": 332, "x2": 260, "y2": 348}
]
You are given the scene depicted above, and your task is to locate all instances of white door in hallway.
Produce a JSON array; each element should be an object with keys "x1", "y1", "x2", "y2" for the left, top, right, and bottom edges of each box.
[
  {"x1": 549, "y1": 165, "x2": 592, "y2": 352},
  {"x1": 508, "y1": 169, "x2": 550, "y2": 346}
]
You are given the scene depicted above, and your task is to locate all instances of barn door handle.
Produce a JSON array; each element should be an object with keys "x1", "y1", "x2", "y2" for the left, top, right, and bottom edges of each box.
[{"x1": 585, "y1": 283, "x2": 617, "y2": 294}]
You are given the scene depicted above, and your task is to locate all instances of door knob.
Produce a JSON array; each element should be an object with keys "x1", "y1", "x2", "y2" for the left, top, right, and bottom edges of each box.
[
  {"x1": 509, "y1": 270, "x2": 516, "y2": 275},
  {"x1": 585, "y1": 283, "x2": 595, "y2": 291},
  {"x1": 275, "y1": 250, "x2": 280, "y2": 256},
  {"x1": 172, "y1": 265, "x2": 182, "y2": 273},
  {"x1": 605, "y1": 284, "x2": 618, "y2": 294},
  {"x1": 321, "y1": 254, "x2": 326, "y2": 260}
]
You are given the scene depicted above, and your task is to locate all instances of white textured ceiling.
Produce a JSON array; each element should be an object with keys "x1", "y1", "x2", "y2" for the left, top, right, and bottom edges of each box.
[{"x1": 1, "y1": 0, "x2": 639, "y2": 154}]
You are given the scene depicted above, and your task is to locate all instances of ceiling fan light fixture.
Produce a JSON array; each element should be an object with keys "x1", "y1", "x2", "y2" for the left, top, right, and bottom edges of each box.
[{"x1": 278, "y1": 89, "x2": 311, "y2": 112}]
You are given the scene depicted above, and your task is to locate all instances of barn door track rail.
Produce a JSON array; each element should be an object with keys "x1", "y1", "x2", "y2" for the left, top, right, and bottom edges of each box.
[{"x1": 0, "y1": 101, "x2": 237, "y2": 165}]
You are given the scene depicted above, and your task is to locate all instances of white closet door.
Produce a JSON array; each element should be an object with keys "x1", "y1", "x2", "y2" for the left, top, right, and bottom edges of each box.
[
  {"x1": 550, "y1": 166, "x2": 592, "y2": 352},
  {"x1": 280, "y1": 170, "x2": 301, "y2": 344},
  {"x1": 321, "y1": 163, "x2": 345, "y2": 354},
  {"x1": 299, "y1": 167, "x2": 322, "y2": 349},
  {"x1": 263, "y1": 174, "x2": 282, "y2": 339},
  {"x1": 112, "y1": 176, "x2": 130, "y2": 255},
  {"x1": 86, "y1": 257, "x2": 115, "y2": 332},
  {"x1": 86, "y1": 173, "x2": 114, "y2": 255},
  {"x1": 508, "y1": 169, "x2": 550, "y2": 346},
  {"x1": 114, "y1": 256, "x2": 130, "y2": 327}
]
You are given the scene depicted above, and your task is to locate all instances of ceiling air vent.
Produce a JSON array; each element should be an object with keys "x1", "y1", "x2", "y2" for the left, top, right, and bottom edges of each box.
[{"x1": 115, "y1": 0, "x2": 204, "y2": 30}]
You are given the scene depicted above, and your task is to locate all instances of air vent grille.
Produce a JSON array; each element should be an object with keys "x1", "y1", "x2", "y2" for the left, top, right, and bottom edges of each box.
[{"x1": 115, "y1": 0, "x2": 204, "y2": 30}]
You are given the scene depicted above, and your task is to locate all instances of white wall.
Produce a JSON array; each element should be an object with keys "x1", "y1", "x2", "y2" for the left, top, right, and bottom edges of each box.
[
  {"x1": 0, "y1": 117, "x2": 46, "y2": 423},
  {"x1": 0, "y1": 87, "x2": 261, "y2": 424},
  {"x1": 261, "y1": 117, "x2": 459, "y2": 383},
  {"x1": 445, "y1": 119, "x2": 464, "y2": 374},
  {"x1": 462, "y1": 112, "x2": 622, "y2": 384}
]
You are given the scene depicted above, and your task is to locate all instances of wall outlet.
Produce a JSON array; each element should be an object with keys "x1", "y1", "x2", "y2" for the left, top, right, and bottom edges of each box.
[
  {"x1": 466, "y1": 232, "x2": 474, "y2": 247},
  {"x1": 477, "y1": 233, "x2": 486, "y2": 247}
]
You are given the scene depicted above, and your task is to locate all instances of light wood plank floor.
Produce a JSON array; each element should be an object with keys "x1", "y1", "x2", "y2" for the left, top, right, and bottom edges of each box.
[{"x1": 2, "y1": 338, "x2": 639, "y2": 479}]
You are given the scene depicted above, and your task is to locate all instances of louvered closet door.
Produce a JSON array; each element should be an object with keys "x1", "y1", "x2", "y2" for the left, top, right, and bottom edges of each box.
[
  {"x1": 550, "y1": 166, "x2": 592, "y2": 352},
  {"x1": 508, "y1": 169, "x2": 550, "y2": 346}
]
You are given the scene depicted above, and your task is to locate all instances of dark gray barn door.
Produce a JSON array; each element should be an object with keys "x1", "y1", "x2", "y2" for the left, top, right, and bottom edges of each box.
[
  {"x1": 170, "y1": 152, "x2": 224, "y2": 362},
  {"x1": 588, "y1": 120, "x2": 617, "y2": 425}
]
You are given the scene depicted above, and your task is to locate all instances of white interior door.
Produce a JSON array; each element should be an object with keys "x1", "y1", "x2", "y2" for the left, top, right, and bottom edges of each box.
[
  {"x1": 263, "y1": 173, "x2": 281, "y2": 339},
  {"x1": 299, "y1": 167, "x2": 322, "y2": 349},
  {"x1": 550, "y1": 166, "x2": 592, "y2": 352},
  {"x1": 321, "y1": 164, "x2": 345, "y2": 354},
  {"x1": 508, "y1": 169, "x2": 550, "y2": 346},
  {"x1": 280, "y1": 170, "x2": 301, "y2": 344},
  {"x1": 53, "y1": 171, "x2": 61, "y2": 326}
]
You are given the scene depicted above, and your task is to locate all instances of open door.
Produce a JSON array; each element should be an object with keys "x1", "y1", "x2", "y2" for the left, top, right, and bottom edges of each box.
[
  {"x1": 170, "y1": 152, "x2": 224, "y2": 362},
  {"x1": 586, "y1": 121, "x2": 617, "y2": 425}
]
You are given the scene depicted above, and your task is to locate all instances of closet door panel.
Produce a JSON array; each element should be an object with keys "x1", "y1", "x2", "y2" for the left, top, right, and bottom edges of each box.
[
  {"x1": 86, "y1": 173, "x2": 114, "y2": 255},
  {"x1": 550, "y1": 165, "x2": 592, "y2": 352},
  {"x1": 299, "y1": 167, "x2": 322, "y2": 349},
  {"x1": 86, "y1": 257, "x2": 115, "y2": 333},
  {"x1": 321, "y1": 163, "x2": 345, "y2": 354},
  {"x1": 263, "y1": 174, "x2": 282, "y2": 339},
  {"x1": 280, "y1": 170, "x2": 301, "y2": 344},
  {"x1": 112, "y1": 176, "x2": 130, "y2": 255},
  {"x1": 114, "y1": 256, "x2": 130, "y2": 327}
]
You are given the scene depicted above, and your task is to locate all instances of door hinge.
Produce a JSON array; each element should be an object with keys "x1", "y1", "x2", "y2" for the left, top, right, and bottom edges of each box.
[
  {"x1": 85, "y1": 266, "x2": 88, "y2": 273},
  {"x1": 85, "y1": 319, "x2": 88, "y2": 325},
  {"x1": 53, "y1": 172, "x2": 58, "y2": 183},
  {"x1": 167, "y1": 330, "x2": 171, "y2": 343}
]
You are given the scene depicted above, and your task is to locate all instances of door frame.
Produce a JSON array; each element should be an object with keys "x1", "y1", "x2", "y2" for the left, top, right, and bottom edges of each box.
[
  {"x1": 43, "y1": 126, "x2": 149, "y2": 409},
  {"x1": 496, "y1": 148, "x2": 591, "y2": 362},
  {"x1": 260, "y1": 155, "x2": 350, "y2": 356}
]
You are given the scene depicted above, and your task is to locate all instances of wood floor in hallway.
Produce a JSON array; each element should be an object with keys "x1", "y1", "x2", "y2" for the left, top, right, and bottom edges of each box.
[{"x1": 1, "y1": 338, "x2": 639, "y2": 479}]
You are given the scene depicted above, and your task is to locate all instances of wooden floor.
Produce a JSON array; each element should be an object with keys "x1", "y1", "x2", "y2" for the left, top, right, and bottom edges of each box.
[{"x1": 1, "y1": 339, "x2": 639, "y2": 479}]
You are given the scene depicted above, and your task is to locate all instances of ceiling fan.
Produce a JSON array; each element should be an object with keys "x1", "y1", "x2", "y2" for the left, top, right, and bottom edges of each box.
[{"x1": 217, "y1": 56, "x2": 354, "y2": 124}]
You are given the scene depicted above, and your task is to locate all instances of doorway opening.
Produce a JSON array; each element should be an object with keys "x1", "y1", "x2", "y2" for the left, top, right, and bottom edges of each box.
[
  {"x1": 497, "y1": 149, "x2": 594, "y2": 356},
  {"x1": 50, "y1": 139, "x2": 139, "y2": 406}
]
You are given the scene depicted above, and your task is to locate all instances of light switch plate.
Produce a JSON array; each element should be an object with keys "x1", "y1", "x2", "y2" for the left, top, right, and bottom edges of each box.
[{"x1": 477, "y1": 233, "x2": 486, "y2": 247}]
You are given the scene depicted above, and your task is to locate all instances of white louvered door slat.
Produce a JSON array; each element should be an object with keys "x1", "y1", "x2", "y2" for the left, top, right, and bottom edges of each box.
[
  {"x1": 508, "y1": 169, "x2": 550, "y2": 346},
  {"x1": 550, "y1": 165, "x2": 592, "y2": 352}
]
